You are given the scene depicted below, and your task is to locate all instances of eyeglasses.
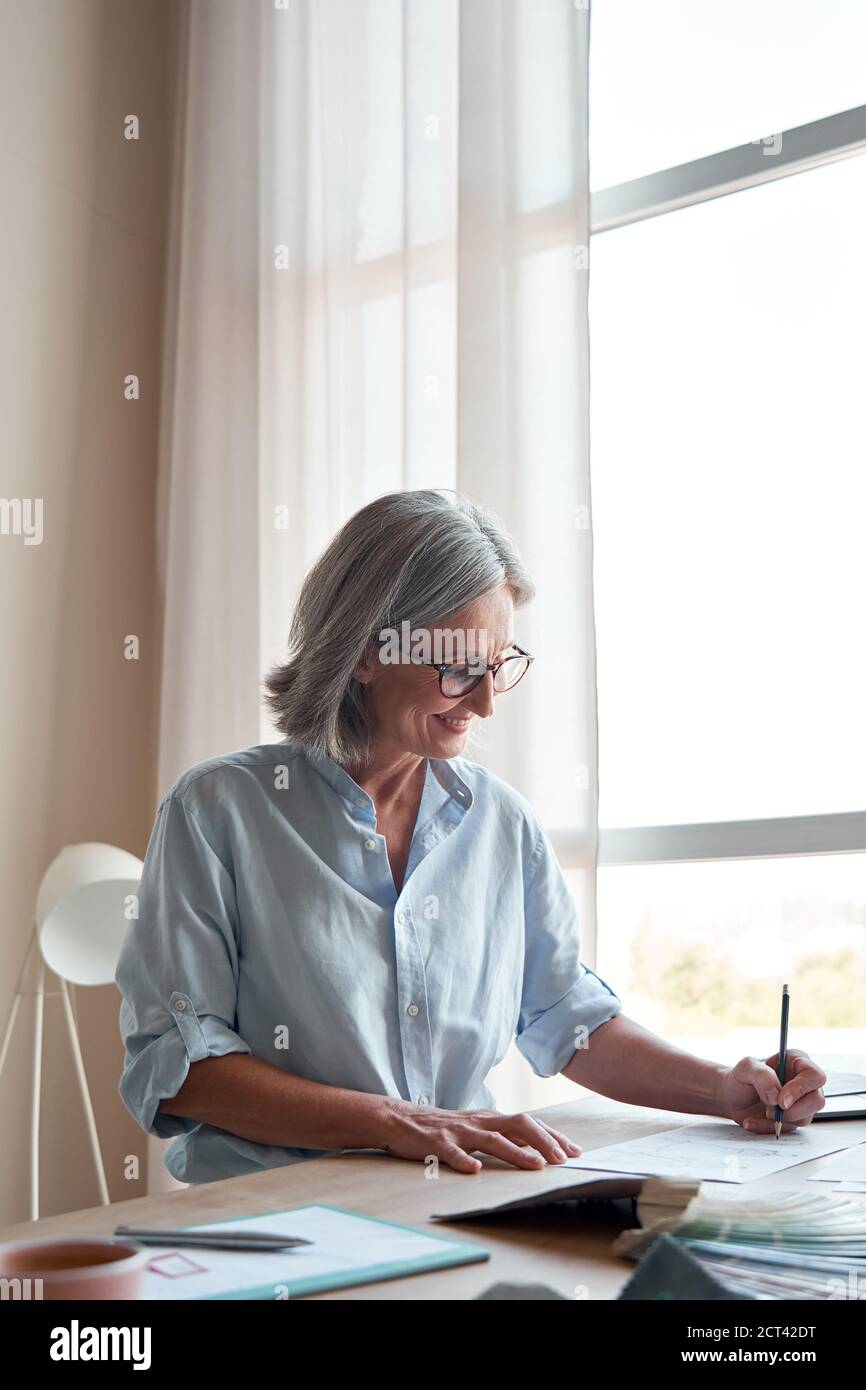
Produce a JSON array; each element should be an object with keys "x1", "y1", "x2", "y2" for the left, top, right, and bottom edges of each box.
[{"x1": 418, "y1": 644, "x2": 534, "y2": 698}]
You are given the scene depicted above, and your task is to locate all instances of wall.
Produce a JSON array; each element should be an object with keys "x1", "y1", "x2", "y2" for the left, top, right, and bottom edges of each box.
[{"x1": 0, "y1": 0, "x2": 176, "y2": 1222}]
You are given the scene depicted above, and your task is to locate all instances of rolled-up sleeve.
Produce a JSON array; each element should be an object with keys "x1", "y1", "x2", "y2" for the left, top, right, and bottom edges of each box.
[
  {"x1": 115, "y1": 792, "x2": 252, "y2": 1139},
  {"x1": 515, "y1": 822, "x2": 622, "y2": 1077}
]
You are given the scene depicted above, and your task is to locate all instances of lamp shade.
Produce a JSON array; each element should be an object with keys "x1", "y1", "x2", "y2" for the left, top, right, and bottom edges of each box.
[{"x1": 35, "y1": 843, "x2": 144, "y2": 986}]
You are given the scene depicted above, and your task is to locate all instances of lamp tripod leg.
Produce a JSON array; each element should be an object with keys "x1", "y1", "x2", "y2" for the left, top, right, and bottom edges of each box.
[
  {"x1": 0, "y1": 926, "x2": 38, "y2": 1087},
  {"x1": 31, "y1": 954, "x2": 44, "y2": 1223},
  {"x1": 60, "y1": 977, "x2": 110, "y2": 1207}
]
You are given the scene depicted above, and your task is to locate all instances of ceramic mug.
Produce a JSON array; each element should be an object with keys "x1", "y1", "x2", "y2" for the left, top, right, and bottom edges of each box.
[{"x1": 0, "y1": 1236, "x2": 148, "y2": 1299}]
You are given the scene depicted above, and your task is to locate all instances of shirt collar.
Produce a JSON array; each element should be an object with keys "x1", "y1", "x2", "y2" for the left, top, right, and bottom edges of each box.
[
  {"x1": 302, "y1": 744, "x2": 473, "y2": 816},
  {"x1": 428, "y1": 755, "x2": 474, "y2": 812},
  {"x1": 302, "y1": 746, "x2": 374, "y2": 813}
]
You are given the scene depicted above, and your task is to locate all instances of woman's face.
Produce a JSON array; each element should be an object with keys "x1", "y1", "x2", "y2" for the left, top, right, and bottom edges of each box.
[{"x1": 357, "y1": 585, "x2": 517, "y2": 762}]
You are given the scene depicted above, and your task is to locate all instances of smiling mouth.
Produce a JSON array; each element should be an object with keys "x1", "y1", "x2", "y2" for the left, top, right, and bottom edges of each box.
[{"x1": 434, "y1": 713, "x2": 471, "y2": 733}]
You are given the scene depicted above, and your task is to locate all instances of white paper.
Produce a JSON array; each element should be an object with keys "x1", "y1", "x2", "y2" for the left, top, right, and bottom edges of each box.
[
  {"x1": 138, "y1": 1204, "x2": 480, "y2": 1300},
  {"x1": 824, "y1": 1072, "x2": 866, "y2": 1098},
  {"x1": 806, "y1": 1142, "x2": 866, "y2": 1183},
  {"x1": 563, "y1": 1123, "x2": 857, "y2": 1184}
]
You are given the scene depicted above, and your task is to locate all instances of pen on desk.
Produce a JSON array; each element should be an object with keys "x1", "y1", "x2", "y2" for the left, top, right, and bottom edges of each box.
[
  {"x1": 114, "y1": 1225, "x2": 313, "y2": 1252},
  {"x1": 774, "y1": 983, "x2": 790, "y2": 1140}
]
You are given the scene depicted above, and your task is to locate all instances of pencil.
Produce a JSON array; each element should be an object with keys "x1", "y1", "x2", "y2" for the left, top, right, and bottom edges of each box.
[{"x1": 774, "y1": 983, "x2": 790, "y2": 1139}]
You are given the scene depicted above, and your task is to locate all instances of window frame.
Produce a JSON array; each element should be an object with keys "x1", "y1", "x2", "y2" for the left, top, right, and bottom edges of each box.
[
  {"x1": 565, "y1": 103, "x2": 866, "y2": 874},
  {"x1": 590, "y1": 104, "x2": 866, "y2": 233}
]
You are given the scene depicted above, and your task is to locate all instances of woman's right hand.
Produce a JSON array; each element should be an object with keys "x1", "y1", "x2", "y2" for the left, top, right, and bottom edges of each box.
[{"x1": 381, "y1": 1100, "x2": 582, "y2": 1173}]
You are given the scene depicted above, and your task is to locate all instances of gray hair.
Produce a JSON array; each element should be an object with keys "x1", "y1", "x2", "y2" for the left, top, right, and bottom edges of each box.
[{"x1": 263, "y1": 489, "x2": 535, "y2": 767}]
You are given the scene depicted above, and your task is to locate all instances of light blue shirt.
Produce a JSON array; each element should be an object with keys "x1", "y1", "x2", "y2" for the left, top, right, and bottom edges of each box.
[{"x1": 115, "y1": 741, "x2": 622, "y2": 1183}]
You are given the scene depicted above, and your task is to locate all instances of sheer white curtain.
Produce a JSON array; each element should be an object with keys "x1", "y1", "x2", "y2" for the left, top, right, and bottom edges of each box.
[{"x1": 155, "y1": 0, "x2": 595, "y2": 1186}]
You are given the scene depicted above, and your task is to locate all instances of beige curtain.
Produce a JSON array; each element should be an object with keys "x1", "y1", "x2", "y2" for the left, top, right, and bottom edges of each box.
[{"x1": 155, "y1": 0, "x2": 595, "y2": 1185}]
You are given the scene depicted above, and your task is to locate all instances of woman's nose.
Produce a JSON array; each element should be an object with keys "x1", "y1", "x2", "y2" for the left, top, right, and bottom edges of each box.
[{"x1": 461, "y1": 672, "x2": 496, "y2": 717}]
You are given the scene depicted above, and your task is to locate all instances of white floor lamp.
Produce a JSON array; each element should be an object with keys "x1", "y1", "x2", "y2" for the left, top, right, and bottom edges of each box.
[{"x1": 0, "y1": 843, "x2": 143, "y2": 1220}]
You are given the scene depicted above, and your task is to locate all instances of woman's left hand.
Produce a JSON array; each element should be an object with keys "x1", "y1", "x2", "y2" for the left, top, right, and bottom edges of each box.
[{"x1": 720, "y1": 1049, "x2": 827, "y2": 1133}]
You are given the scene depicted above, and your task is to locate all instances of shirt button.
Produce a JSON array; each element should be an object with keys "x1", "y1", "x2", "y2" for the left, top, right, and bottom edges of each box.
[
  {"x1": 406, "y1": 1002, "x2": 419, "y2": 1017},
  {"x1": 396, "y1": 911, "x2": 406, "y2": 925},
  {"x1": 173, "y1": 998, "x2": 187, "y2": 1012},
  {"x1": 418, "y1": 1095, "x2": 430, "y2": 1106},
  {"x1": 363, "y1": 838, "x2": 376, "y2": 850}
]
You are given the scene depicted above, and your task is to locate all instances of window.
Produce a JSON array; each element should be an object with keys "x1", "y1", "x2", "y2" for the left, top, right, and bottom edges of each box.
[
  {"x1": 581, "y1": 3, "x2": 866, "y2": 1063},
  {"x1": 589, "y1": 0, "x2": 866, "y2": 189}
]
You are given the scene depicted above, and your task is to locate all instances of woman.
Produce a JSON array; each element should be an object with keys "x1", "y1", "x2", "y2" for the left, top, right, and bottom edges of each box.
[{"x1": 116, "y1": 489, "x2": 826, "y2": 1184}]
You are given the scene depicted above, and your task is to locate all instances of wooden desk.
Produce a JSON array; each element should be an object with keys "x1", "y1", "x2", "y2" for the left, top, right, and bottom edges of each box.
[{"x1": 3, "y1": 1096, "x2": 865, "y2": 1299}]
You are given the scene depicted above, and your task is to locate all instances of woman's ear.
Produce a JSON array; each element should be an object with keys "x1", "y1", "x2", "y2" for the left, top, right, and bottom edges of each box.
[{"x1": 353, "y1": 649, "x2": 375, "y2": 685}]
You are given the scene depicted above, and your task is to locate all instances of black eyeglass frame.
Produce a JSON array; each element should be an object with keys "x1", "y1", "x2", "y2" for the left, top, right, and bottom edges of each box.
[{"x1": 417, "y1": 644, "x2": 534, "y2": 698}]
